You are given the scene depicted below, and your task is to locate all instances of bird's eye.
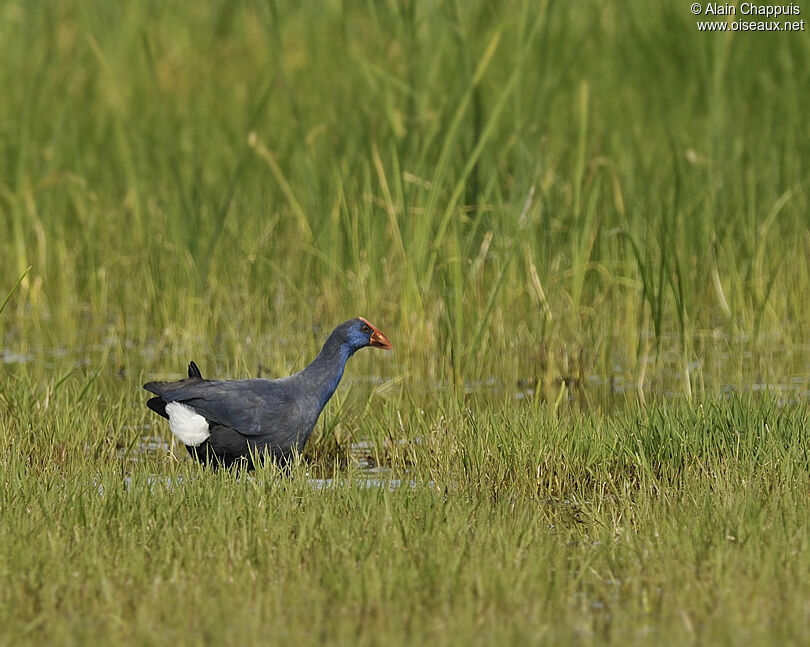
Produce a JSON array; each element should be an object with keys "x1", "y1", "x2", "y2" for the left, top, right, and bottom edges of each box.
[{"x1": 362, "y1": 325, "x2": 370, "y2": 333}]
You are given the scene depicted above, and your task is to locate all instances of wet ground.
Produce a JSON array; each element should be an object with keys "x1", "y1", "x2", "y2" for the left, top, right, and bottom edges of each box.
[{"x1": 6, "y1": 330, "x2": 810, "y2": 489}]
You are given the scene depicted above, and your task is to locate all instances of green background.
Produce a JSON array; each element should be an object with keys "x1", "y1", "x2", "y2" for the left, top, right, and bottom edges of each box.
[{"x1": 1, "y1": 1, "x2": 809, "y2": 644}]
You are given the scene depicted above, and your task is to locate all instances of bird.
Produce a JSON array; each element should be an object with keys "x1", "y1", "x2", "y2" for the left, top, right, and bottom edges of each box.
[{"x1": 143, "y1": 317, "x2": 393, "y2": 469}]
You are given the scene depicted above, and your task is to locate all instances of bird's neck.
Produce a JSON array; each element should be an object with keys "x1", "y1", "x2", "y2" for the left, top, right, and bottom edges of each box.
[{"x1": 300, "y1": 332, "x2": 353, "y2": 409}]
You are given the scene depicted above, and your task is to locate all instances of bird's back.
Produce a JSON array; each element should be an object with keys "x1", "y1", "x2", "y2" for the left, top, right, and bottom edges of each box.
[{"x1": 144, "y1": 375, "x2": 314, "y2": 446}]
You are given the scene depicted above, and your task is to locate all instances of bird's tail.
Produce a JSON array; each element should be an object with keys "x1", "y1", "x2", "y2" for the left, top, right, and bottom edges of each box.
[
  {"x1": 188, "y1": 361, "x2": 202, "y2": 379},
  {"x1": 146, "y1": 397, "x2": 168, "y2": 419}
]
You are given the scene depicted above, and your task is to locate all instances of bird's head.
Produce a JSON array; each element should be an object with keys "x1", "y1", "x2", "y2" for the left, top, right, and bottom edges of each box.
[{"x1": 342, "y1": 317, "x2": 393, "y2": 353}]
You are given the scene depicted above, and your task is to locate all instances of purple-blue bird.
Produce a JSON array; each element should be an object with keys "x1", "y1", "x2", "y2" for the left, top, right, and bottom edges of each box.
[{"x1": 143, "y1": 318, "x2": 393, "y2": 469}]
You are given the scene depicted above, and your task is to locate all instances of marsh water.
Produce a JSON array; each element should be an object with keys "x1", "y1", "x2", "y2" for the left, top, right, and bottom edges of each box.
[
  {"x1": 5, "y1": 317, "x2": 809, "y2": 489},
  {"x1": 9, "y1": 328, "x2": 802, "y2": 485}
]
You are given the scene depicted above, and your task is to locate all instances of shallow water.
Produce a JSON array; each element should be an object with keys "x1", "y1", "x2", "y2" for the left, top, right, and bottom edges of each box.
[
  {"x1": 116, "y1": 428, "x2": 429, "y2": 490},
  {"x1": 5, "y1": 323, "x2": 810, "y2": 407},
  {"x1": 8, "y1": 328, "x2": 810, "y2": 489},
  {"x1": 97, "y1": 472, "x2": 433, "y2": 496}
]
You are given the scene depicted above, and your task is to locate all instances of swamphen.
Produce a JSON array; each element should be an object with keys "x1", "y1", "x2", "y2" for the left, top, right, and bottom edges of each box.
[{"x1": 143, "y1": 318, "x2": 392, "y2": 469}]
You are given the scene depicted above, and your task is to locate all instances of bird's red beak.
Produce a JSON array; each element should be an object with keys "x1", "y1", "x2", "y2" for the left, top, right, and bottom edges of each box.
[{"x1": 361, "y1": 317, "x2": 393, "y2": 350}]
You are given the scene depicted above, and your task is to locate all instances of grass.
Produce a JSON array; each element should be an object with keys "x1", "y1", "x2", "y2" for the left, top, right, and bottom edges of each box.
[
  {"x1": 2, "y1": 383, "x2": 810, "y2": 644},
  {"x1": 1, "y1": 0, "x2": 809, "y2": 644}
]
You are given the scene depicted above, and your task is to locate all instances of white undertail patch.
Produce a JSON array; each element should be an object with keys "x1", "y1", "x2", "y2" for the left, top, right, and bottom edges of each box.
[{"x1": 165, "y1": 401, "x2": 210, "y2": 447}]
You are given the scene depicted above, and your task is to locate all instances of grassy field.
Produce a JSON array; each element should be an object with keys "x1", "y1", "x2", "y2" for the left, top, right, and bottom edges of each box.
[{"x1": 1, "y1": 0, "x2": 810, "y2": 644}]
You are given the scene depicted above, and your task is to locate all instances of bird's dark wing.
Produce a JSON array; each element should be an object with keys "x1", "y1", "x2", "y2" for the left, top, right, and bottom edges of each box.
[{"x1": 143, "y1": 379, "x2": 299, "y2": 436}]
